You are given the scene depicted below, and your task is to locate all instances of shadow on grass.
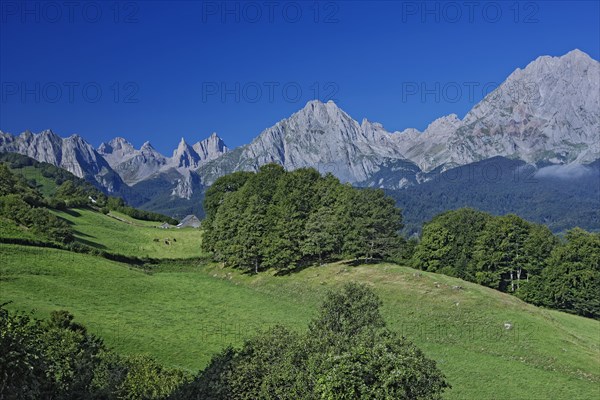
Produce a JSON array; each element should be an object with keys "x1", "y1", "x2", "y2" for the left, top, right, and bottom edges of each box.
[
  {"x1": 74, "y1": 235, "x2": 107, "y2": 250},
  {"x1": 340, "y1": 258, "x2": 386, "y2": 267},
  {"x1": 61, "y1": 209, "x2": 82, "y2": 218},
  {"x1": 270, "y1": 258, "x2": 386, "y2": 277},
  {"x1": 273, "y1": 262, "x2": 315, "y2": 276}
]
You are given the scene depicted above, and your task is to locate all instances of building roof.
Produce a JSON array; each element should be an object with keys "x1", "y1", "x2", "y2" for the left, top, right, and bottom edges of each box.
[{"x1": 176, "y1": 214, "x2": 201, "y2": 228}]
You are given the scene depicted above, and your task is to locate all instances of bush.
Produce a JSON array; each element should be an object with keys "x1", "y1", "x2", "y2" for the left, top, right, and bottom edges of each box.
[
  {"x1": 0, "y1": 306, "x2": 188, "y2": 399},
  {"x1": 0, "y1": 194, "x2": 74, "y2": 244},
  {"x1": 178, "y1": 283, "x2": 450, "y2": 399}
]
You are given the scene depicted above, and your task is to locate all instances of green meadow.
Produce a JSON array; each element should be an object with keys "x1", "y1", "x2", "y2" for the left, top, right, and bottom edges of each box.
[
  {"x1": 1, "y1": 208, "x2": 598, "y2": 399},
  {"x1": 51, "y1": 208, "x2": 204, "y2": 259}
]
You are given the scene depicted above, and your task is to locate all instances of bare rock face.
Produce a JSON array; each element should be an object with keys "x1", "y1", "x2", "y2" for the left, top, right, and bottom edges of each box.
[
  {"x1": 1, "y1": 50, "x2": 598, "y2": 198},
  {"x1": 171, "y1": 138, "x2": 201, "y2": 169},
  {"x1": 193, "y1": 132, "x2": 229, "y2": 163},
  {"x1": 0, "y1": 129, "x2": 125, "y2": 192},
  {"x1": 198, "y1": 100, "x2": 421, "y2": 185},
  {"x1": 198, "y1": 49, "x2": 599, "y2": 186},
  {"x1": 97, "y1": 133, "x2": 228, "y2": 191},
  {"x1": 97, "y1": 137, "x2": 168, "y2": 185},
  {"x1": 170, "y1": 169, "x2": 196, "y2": 200},
  {"x1": 409, "y1": 49, "x2": 600, "y2": 171}
]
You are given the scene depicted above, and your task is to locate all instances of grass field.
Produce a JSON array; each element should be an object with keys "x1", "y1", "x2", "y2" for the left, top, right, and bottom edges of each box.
[
  {"x1": 1, "y1": 218, "x2": 599, "y2": 400},
  {"x1": 50, "y1": 208, "x2": 204, "y2": 259}
]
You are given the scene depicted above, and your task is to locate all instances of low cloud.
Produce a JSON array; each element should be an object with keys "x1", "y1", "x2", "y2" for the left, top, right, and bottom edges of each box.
[{"x1": 534, "y1": 164, "x2": 595, "y2": 180}]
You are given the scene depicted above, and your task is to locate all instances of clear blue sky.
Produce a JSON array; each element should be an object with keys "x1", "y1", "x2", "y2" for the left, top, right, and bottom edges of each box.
[{"x1": 1, "y1": 0, "x2": 598, "y2": 154}]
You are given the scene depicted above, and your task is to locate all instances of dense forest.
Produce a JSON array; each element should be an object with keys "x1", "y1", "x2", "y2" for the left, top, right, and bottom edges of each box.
[
  {"x1": 202, "y1": 164, "x2": 403, "y2": 272},
  {"x1": 1, "y1": 284, "x2": 449, "y2": 399},
  {"x1": 388, "y1": 157, "x2": 600, "y2": 236}
]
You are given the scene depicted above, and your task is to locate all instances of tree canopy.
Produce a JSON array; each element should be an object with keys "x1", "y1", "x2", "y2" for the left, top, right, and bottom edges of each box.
[
  {"x1": 412, "y1": 208, "x2": 598, "y2": 319},
  {"x1": 517, "y1": 228, "x2": 600, "y2": 318},
  {"x1": 202, "y1": 165, "x2": 404, "y2": 272}
]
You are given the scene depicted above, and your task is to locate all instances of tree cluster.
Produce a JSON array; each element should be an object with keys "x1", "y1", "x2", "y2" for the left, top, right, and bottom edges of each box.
[
  {"x1": 412, "y1": 208, "x2": 599, "y2": 318},
  {"x1": 517, "y1": 228, "x2": 600, "y2": 319},
  {"x1": 202, "y1": 165, "x2": 403, "y2": 272}
]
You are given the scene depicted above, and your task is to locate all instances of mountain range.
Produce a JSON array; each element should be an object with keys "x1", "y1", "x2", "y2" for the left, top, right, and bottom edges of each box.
[{"x1": 1, "y1": 49, "x2": 598, "y2": 224}]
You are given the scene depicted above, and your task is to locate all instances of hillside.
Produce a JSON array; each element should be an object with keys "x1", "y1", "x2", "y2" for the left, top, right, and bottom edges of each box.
[
  {"x1": 1, "y1": 154, "x2": 599, "y2": 399},
  {"x1": 1, "y1": 242, "x2": 598, "y2": 399},
  {"x1": 390, "y1": 157, "x2": 600, "y2": 235},
  {"x1": 51, "y1": 208, "x2": 204, "y2": 259}
]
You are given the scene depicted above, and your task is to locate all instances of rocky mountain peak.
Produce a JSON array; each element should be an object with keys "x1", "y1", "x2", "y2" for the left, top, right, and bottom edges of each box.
[
  {"x1": 140, "y1": 141, "x2": 155, "y2": 151},
  {"x1": 67, "y1": 134, "x2": 85, "y2": 143},
  {"x1": 38, "y1": 129, "x2": 61, "y2": 143},
  {"x1": 563, "y1": 48, "x2": 593, "y2": 61},
  {"x1": 98, "y1": 137, "x2": 136, "y2": 156},
  {"x1": 19, "y1": 130, "x2": 34, "y2": 139},
  {"x1": 290, "y1": 100, "x2": 348, "y2": 126},
  {"x1": 173, "y1": 137, "x2": 201, "y2": 168},
  {"x1": 423, "y1": 114, "x2": 462, "y2": 135},
  {"x1": 192, "y1": 132, "x2": 229, "y2": 163}
]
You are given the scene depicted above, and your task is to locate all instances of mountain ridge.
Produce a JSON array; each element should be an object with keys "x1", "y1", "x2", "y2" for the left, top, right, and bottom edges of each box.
[{"x1": 1, "y1": 49, "x2": 598, "y2": 216}]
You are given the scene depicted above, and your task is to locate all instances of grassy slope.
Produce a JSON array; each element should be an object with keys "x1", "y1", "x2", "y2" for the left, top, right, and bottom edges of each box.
[
  {"x1": 1, "y1": 231, "x2": 599, "y2": 399},
  {"x1": 10, "y1": 165, "x2": 58, "y2": 197},
  {"x1": 51, "y1": 208, "x2": 204, "y2": 259}
]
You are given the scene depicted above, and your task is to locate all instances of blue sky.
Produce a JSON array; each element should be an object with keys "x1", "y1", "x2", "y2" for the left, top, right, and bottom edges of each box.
[{"x1": 1, "y1": 0, "x2": 598, "y2": 154}]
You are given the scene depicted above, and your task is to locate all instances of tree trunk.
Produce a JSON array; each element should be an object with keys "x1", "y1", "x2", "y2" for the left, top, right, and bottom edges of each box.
[{"x1": 510, "y1": 269, "x2": 514, "y2": 292}]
